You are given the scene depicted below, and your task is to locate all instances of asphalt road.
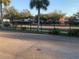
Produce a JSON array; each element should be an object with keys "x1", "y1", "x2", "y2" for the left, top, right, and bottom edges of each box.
[{"x1": 0, "y1": 31, "x2": 79, "y2": 59}]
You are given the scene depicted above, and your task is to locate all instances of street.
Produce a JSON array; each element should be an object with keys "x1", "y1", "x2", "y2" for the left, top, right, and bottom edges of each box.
[{"x1": 0, "y1": 31, "x2": 79, "y2": 59}]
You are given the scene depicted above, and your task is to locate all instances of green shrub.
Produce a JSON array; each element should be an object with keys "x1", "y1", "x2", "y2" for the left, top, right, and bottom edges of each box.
[
  {"x1": 21, "y1": 27, "x2": 26, "y2": 31},
  {"x1": 68, "y1": 29, "x2": 79, "y2": 36},
  {"x1": 49, "y1": 28, "x2": 60, "y2": 35},
  {"x1": 4, "y1": 23, "x2": 10, "y2": 27}
]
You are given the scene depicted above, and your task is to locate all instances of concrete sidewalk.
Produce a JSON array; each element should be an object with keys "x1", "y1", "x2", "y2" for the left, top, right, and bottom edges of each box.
[{"x1": 0, "y1": 31, "x2": 79, "y2": 59}]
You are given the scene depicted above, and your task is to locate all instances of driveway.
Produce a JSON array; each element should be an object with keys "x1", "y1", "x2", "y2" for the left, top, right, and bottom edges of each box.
[{"x1": 0, "y1": 31, "x2": 79, "y2": 59}]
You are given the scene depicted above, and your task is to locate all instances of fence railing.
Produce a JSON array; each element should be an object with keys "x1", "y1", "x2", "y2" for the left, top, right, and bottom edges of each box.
[{"x1": 0, "y1": 23, "x2": 79, "y2": 37}]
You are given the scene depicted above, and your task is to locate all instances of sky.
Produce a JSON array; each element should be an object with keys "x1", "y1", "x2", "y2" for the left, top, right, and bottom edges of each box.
[{"x1": 11, "y1": 0, "x2": 79, "y2": 16}]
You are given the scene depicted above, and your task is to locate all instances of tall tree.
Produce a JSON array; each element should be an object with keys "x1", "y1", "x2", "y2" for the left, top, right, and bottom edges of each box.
[
  {"x1": 0, "y1": 0, "x2": 11, "y2": 27},
  {"x1": 4, "y1": 6, "x2": 19, "y2": 21},
  {"x1": 20, "y1": 9, "x2": 31, "y2": 19},
  {"x1": 73, "y1": 12, "x2": 79, "y2": 19},
  {"x1": 47, "y1": 11, "x2": 65, "y2": 29},
  {"x1": 30, "y1": 0, "x2": 49, "y2": 31}
]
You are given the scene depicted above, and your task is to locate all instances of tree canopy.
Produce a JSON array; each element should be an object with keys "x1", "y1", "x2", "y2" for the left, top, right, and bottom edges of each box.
[
  {"x1": 30, "y1": 0, "x2": 49, "y2": 10},
  {"x1": 0, "y1": 0, "x2": 11, "y2": 6},
  {"x1": 3, "y1": 6, "x2": 31, "y2": 19}
]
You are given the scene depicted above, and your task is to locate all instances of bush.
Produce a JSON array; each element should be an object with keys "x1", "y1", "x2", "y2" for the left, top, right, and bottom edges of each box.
[
  {"x1": 49, "y1": 28, "x2": 60, "y2": 35},
  {"x1": 21, "y1": 27, "x2": 26, "y2": 31},
  {"x1": 68, "y1": 29, "x2": 79, "y2": 36}
]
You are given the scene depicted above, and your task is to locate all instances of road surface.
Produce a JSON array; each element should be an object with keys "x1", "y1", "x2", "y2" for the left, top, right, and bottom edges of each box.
[{"x1": 0, "y1": 31, "x2": 79, "y2": 59}]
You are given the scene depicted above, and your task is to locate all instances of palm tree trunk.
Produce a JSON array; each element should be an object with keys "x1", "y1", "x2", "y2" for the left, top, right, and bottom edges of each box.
[
  {"x1": 37, "y1": 8, "x2": 40, "y2": 32},
  {"x1": 0, "y1": 3, "x2": 4, "y2": 28}
]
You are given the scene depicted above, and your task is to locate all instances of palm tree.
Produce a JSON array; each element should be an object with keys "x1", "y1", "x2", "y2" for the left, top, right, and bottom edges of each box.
[
  {"x1": 30, "y1": 0, "x2": 49, "y2": 31},
  {"x1": 0, "y1": 0, "x2": 10, "y2": 27}
]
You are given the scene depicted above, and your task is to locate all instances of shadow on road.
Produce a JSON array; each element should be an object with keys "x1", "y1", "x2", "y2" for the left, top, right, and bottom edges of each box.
[{"x1": 0, "y1": 30, "x2": 79, "y2": 43}]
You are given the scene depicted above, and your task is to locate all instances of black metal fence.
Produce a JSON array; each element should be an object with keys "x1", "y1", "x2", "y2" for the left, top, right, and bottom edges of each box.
[{"x1": 0, "y1": 21, "x2": 79, "y2": 37}]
